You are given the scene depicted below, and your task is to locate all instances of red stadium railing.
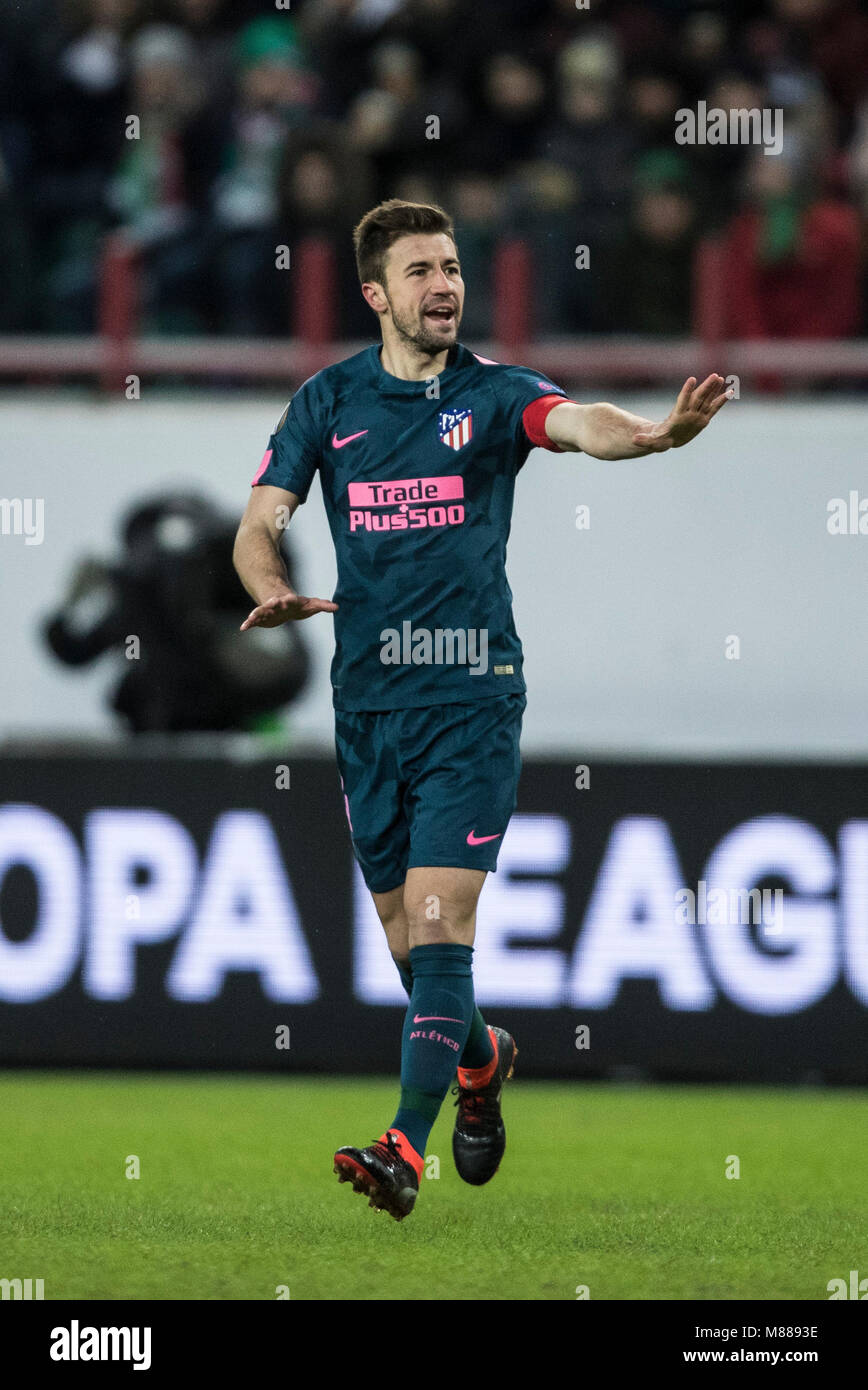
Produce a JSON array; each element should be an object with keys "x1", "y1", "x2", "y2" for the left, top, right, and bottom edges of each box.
[
  {"x1": 99, "y1": 233, "x2": 140, "y2": 392},
  {"x1": 1, "y1": 234, "x2": 866, "y2": 390},
  {"x1": 493, "y1": 239, "x2": 534, "y2": 359}
]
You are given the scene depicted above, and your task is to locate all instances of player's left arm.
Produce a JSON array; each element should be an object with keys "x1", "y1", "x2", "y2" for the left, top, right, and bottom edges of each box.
[{"x1": 544, "y1": 374, "x2": 732, "y2": 460}]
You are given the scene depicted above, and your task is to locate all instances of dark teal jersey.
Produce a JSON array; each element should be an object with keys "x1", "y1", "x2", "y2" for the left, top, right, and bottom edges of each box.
[{"x1": 252, "y1": 342, "x2": 568, "y2": 711}]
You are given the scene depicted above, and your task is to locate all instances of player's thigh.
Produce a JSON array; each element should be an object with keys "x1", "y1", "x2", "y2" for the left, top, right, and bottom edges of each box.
[{"x1": 404, "y1": 865, "x2": 487, "y2": 946}]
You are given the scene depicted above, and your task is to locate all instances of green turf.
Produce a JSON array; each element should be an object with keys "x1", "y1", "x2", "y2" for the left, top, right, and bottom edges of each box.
[{"x1": 0, "y1": 1072, "x2": 865, "y2": 1300}]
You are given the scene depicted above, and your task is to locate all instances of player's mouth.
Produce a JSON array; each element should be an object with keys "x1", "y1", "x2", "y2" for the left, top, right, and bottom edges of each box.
[{"x1": 423, "y1": 304, "x2": 457, "y2": 328}]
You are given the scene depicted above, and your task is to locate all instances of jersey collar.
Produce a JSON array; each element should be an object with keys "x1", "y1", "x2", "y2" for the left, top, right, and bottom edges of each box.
[{"x1": 367, "y1": 342, "x2": 467, "y2": 395}]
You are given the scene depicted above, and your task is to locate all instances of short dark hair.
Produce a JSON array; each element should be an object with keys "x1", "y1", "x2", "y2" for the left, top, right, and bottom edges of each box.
[{"x1": 353, "y1": 199, "x2": 457, "y2": 287}]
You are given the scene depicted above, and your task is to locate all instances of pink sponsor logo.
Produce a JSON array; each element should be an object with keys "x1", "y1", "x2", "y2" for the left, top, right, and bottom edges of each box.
[
  {"x1": 347, "y1": 475, "x2": 467, "y2": 535},
  {"x1": 347, "y1": 475, "x2": 464, "y2": 507},
  {"x1": 349, "y1": 504, "x2": 465, "y2": 533}
]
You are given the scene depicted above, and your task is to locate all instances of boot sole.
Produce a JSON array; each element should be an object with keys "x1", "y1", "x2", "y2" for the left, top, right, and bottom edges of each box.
[{"x1": 333, "y1": 1153, "x2": 415, "y2": 1221}]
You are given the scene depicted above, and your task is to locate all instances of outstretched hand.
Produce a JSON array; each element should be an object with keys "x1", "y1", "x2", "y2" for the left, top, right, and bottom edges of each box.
[
  {"x1": 632, "y1": 374, "x2": 732, "y2": 452},
  {"x1": 240, "y1": 591, "x2": 338, "y2": 630}
]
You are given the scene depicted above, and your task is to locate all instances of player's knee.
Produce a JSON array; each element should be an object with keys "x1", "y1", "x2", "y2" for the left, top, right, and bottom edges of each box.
[
  {"x1": 378, "y1": 911, "x2": 409, "y2": 957},
  {"x1": 371, "y1": 885, "x2": 409, "y2": 954},
  {"x1": 406, "y1": 902, "x2": 475, "y2": 947},
  {"x1": 408, "y1": 924, "x2": 475, "y2": 949}
]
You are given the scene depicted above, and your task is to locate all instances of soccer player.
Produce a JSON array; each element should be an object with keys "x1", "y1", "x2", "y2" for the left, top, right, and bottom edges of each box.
[{"x1": 233, "y1": 200, "x2": 730, "y2": 1221}]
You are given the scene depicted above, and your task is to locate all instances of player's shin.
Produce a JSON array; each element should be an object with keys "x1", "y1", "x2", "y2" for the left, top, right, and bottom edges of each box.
[{"x1": 388, "y1": 943, "x2": 476, "y2": 1159}]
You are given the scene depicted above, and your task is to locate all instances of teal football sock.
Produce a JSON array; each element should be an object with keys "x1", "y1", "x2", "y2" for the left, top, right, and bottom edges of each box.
[
  {"x1": 390, "y1": 943, "x2": 475, "y2": 1157},
  {"x1": 392, "y1": 954, "x2": 413, "y2": 999},
  {"x1": 459, "y1": 1005, "x2": 495, "y2": 1069},
  {"x1": 392, "y1": 950, "x2": 492, "y2": 1066}
]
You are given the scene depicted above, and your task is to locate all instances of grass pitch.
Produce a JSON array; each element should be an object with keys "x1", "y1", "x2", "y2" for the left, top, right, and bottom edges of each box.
[{"x1": 1, "y1": 1072, "x2": 865, "y2": 1300}]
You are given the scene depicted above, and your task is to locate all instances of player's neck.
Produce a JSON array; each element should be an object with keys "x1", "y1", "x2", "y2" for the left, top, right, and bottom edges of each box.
[{"x1": 378, "y1": 337, "x2": 452, "y2": 383}]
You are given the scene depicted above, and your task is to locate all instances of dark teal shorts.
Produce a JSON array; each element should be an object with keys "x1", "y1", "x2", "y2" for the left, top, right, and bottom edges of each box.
[{"x1": 334, "y1": 692, "x2": 527, "y2": 893}]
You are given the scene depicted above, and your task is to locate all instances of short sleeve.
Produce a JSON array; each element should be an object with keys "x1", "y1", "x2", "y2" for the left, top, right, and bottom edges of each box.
[
  {"x1": 251, "y1": 377, "x2": 322, "y2": 503},
  {"x1": 501, "y1": 365, "x2": 569, "y2": 467}
]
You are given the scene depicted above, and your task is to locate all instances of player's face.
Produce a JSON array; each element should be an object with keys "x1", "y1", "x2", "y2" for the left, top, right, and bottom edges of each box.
[{"x1": 380, "y1": 233, "x2": 464, "y2": 352}]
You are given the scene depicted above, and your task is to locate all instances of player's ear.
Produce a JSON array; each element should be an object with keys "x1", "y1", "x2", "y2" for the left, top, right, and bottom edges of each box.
[{"x1": 361, "y1": 281, "x2": 388, "y2": 316}]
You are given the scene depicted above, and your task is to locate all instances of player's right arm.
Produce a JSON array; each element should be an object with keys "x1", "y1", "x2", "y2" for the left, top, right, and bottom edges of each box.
[
  {"x1": 544, "y1": 375, "x2": 731, "y2": 459},
  {"x1": 233, "y1": 484, "x2": 338, "y2": 630}
]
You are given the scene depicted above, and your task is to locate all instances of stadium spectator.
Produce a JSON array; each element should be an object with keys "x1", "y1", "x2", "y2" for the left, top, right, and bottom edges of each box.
[
  {"x1": 536, "y1": 34, "x2": 635, "y2": 243},
  {"x1": 200, "y1": 15, "x2": 319, "y2": 333},
  {"x1": 0, "y1": 13, "x2": 36, "y2": 329},
  {"x1": 722, "y1": 149, "x2": 862, "y2": 339},
  {"x1": 685, "y1": 70, "x2": 771, "y2": 232},
  {"x1": 772, "y1": 0, "x2": 868, "y2": 133},
  {"x1": 449, "y1": 170, "x2": 501, "y2": 339},
  {"x1": 391, "y1": 171, "x2": 442, "y2": 206},
  {"x1": 298, "y1": 0, "x2": 399, "y2": 119},
  {"x1": 2, "y1": 0, "x2": 868, "y2": 347},
  {"x1": 384, "y1": 0, "x2": 477, "y2": 91},
  {"x1": 107, "y1": 24, "x2": 207, "y2": 331},
  {"x1": 597, "y1": 150, "x2": 698, "y2": 335},
  {"x1": 848, "y1": 91, "x2": 868, "y2": 212},
  {"x1": 503, "y1": 159, "x2": 584, "y2": 334},
  {"x1": 675, "y1": 10, "x2": 730, "y2": 107},
  {"x1": 30, "y1": 0, "x2": 138, "y2": 329},
  {"x1": 743, "y1": 15, "x2": 835, "y2": 179},
  {"x1": 628, "y1": 69, "x2": 684, "y2": 157},
  {"x1": 847, "y1": 95, "x2": 868, "y2": 333},
  {"x1": 345, "y1": 39, "x2": 464, "y2": 199},
  {"x1": 276, "y1": 123, "x2": 374, "y2": 337},
  {"x1": 168, "y1": 0, "x2": 237, "y2": 112},
  {"x1": 463, "y1": 52, "x2": 549, "y2": 174}
]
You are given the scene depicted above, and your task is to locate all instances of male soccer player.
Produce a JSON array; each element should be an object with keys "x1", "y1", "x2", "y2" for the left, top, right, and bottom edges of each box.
[{"x1": 233, "y1": 200, "x2": 730, "y2": 1221}]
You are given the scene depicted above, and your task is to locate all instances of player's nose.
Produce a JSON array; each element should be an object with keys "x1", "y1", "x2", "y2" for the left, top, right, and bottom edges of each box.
[{"x1": 429, "y1": 266, "x2": 454, "y2": 292}]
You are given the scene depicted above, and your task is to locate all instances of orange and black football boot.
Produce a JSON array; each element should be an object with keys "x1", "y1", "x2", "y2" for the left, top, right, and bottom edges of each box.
[
  {"x1": 333, "y1": 1129, "x2": 422, "y2": 1221},
  {"x1": 452, "y1": 1025, "x2": 517, "y2": 1186}
]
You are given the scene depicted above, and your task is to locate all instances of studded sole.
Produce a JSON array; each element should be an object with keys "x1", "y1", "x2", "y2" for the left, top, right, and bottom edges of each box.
[{"x1": 333, "y1": 1155, "x2": 412, "y2": 1221}]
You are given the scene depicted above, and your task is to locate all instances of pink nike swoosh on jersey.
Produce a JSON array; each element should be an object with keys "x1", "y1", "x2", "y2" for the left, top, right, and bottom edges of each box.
[
  {"x1": 332, "y1": 430, "x2": 369, "y2": 448},
  {"x1": 413, "y1": 1014, "x2": 465, "y2": 1024},
  {"x1": 466, "y1": 830, "x2": 502, "y2": 845}
]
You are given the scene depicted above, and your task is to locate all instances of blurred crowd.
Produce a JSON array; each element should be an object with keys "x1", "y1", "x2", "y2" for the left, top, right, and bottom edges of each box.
[{"x1": 2, "y1": 0, "x2": 868, "y2": 339}]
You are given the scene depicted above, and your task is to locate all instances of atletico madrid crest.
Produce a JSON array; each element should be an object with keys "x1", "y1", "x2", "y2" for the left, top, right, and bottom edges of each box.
[{"x1": 438, "y1": 407, "x2": 473, "y2": 451}]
